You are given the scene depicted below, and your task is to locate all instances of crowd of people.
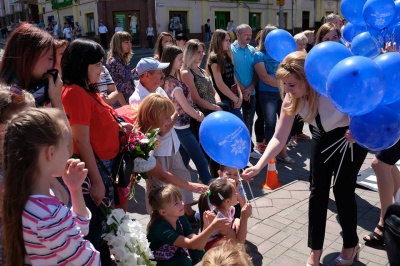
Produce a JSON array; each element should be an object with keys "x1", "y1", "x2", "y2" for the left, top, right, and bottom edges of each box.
[{"x1": 0, "y1": 13, "x2": 397, "y2": 265}]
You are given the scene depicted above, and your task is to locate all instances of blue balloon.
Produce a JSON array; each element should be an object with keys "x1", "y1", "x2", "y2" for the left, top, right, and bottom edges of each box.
[
  {"x1": 305, "y1": 42, "x2": 353, "y2": 96},
  {"x1": 199, "y1": 111, "x2": 250, "y2": 169},
  {"x1": 327, "y1": 56, "x2": 385, "y2": 116},
  {"x1": 363, "y1": 0, "x2": 396, "y2": 30},
  {"x1": 265, "y1": 29, "x2": 296, "y2": 62},
  {"x1": 374, "y1": 53, "x2": 400, "y2": 104},
  {"x1": 341, "y1": 0, "x2": 367, "y2": 26},
  {"x1": 383, "y1": 22, "x2": 400, "y2": 44},
  {"x1": 350, "y1": 106, "x2": 400, "y2": 151},
  {"x1": 387, "y1": 0, "x2": 400, "y2": 28},
  {"x1": 342, "y1": 22, "x2": 367, "y2": 43},
  {"x1": 350, "y1": 30, "x2": 384, "y2": 58},
  {"x1": 386, "y1": 99, "x2": 400, "y2": 115}
]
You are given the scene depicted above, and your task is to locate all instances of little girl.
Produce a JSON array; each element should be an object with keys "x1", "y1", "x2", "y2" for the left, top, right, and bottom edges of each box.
[
  {"x1": 198, "y1": 178, "x2": 252, "y2": 250},
  {"x1": 147, "y1": 184, "x2": 230, "y2": 266},
  {"x1": 135, "y1": 93, "x2": 205, "y2": 216},
  {"x1": 2, "y1": 108, "x2": 100, "y2": 265}
]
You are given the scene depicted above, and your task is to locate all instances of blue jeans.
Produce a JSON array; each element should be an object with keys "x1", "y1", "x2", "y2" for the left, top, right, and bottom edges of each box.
[
  {"x1": 221, "y1": 99, "x2": 244, "y2": 121},
  {"x1": 258, "y1": 91, "x2": 282, "y2": 142},
  {"x1": 242, "y1": 95, "x2": 256, "y2": 150},
  {"x1": 176, "y1": 127, "x2": 212, "y2": 184},
  {"x1": 206, "y1": 32, "x2": 211, "y2": 42},
  {"x1": 84, "y1": 159, "x2": 114, "y2": 265}
]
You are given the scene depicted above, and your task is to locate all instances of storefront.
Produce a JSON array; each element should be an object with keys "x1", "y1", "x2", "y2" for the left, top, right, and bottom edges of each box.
[{"x1": 97, "y1": 0, "x2": 155, "y2": 48}]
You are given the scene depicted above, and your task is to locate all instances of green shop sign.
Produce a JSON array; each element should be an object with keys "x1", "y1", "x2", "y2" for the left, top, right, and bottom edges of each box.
[{"x1": 51, "y1": 0, "x2": 73, "y2": 10}]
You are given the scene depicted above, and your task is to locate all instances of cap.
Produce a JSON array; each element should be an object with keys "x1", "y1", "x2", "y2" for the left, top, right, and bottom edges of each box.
[{"x1": 136, "y1": 57, "x2": 170, "y2": 76}]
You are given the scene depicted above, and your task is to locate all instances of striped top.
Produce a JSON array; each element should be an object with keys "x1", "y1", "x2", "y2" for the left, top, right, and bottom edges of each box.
[{"x1": 22, "y1": 195, "x2": 100, "y2": 265}]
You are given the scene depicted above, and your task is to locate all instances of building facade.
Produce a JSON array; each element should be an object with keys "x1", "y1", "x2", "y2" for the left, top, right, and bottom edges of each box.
[
  {"x1": 0, "y1": 0, "x2": 341, "y2": 47},
  {"x1": 157, "y1": 0, "x2": 342, "y2": 40}
]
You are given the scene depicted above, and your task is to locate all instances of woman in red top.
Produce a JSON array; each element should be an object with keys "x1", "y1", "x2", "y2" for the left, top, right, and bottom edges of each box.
[{"x1": 61, "y1": 39, "x2": 131, "y2": 265}]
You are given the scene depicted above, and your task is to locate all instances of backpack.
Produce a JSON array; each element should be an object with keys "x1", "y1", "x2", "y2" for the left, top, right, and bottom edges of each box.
[{"x1": 384, "y1": 202, "x2": 400, "y2": 265}]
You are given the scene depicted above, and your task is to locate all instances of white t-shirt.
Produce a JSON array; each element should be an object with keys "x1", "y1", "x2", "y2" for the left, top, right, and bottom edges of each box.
[
  {"x1": 53, "y1": 24, "x2": 59, "y2": 37},
  {"x1": 63, "y1": 27, "x2": 71, "y2": 39}
]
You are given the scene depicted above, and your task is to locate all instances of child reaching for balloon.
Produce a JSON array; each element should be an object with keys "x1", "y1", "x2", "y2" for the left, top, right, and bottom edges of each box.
[
  {"x1": 146, "y1": 184, "x2": 230, "y2": 266},
  {"x1": 198, "y1": 178, "x2": 252, "y2": 251},
  {"x1": 2, "y1": 108, "x2": 100, "y2": 265},
  {"x1": 195, "y1": 165, "x2": 246, "y2": 222}
]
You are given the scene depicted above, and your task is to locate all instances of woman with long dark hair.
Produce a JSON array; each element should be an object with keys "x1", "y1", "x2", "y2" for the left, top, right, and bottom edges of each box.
[{"x1": 61, "y1": 39, "x2": 131, "y2": 265}]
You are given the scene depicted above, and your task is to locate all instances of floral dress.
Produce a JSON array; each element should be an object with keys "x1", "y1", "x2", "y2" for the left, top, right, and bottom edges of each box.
[{"x1": 107, "y1": 57, "x2": 135, "y2": 107}]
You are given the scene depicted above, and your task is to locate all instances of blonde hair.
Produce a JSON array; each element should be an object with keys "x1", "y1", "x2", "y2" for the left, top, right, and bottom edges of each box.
[
  {"x1": 147, "y1": 184, "x2": 182, "y2": 233},
  {"x1": 303, "y1": 30, "x2": 314, "y2": 38},
  {"x1": 135, "y1": 94, "x2": 175, "y2": 132},
  {"x1": 199, "y1": 239, "x2": 253, "y2": 266},
  {"x1": 54, "y1": 39, "x2": 69, "y2": 49},
  {"x1": 0, "y1": 86, "x2": 35, "y2": 124},
  {"x1": 182, "y1": 39, "x2": 205, "y2": 70},
  {"x1": 107, "y1": 31, "x2": 133, "y2": 64},
  {"x1": 294, "y1": 33, "x2": 308, "y2": 45},
  {"x1": 276, "y1": 51, "x2": 318, "y2": 123}
]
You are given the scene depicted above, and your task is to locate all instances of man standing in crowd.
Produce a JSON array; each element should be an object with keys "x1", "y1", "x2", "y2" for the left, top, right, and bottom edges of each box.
[
  {"x1": 231, "y1": 24, "x2": 260, "y2": 160},
  {"x1": 52, "y1": 20, "x2": 59, "y2": 39},
  {"x1": 205, "y1": 19, "x2": 211, "y2": 43},
  {"x1": 115, "y1": 22, "x2": 123, "y2": 33},
  {"x1": 75, "y1": 22, "x2": 82, "y2": 37},
  {"x1": 99, "y1": 21, "x2": 108, "y2": 48}
]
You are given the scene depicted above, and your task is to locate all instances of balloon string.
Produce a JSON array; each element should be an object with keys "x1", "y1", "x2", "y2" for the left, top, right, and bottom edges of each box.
[
  {"x1": 238, "y1": 169, "x2": 260, "y2": 217},
  {"x1": 321, "y1": 136, "x2": 345, "y2": 153},
  {"x1": 323, "y1": 138, "x2": 347, "y2": 164},
  {"x1": 333, "y1": 142, "x2": 349, "y2": 186}
]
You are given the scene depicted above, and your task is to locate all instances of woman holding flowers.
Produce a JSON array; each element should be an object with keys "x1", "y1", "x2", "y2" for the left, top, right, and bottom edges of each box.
[
  {"x1": 61, "y1": 39, "x2": 132, "y2": 265},
  {"x1": 161, "y1": 45, "x2": 212, "y2": 185}
]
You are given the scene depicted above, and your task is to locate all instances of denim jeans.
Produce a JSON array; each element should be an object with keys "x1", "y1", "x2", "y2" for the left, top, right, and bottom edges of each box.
[
  {"x1": 84, "y1": 159, "x2": 114, "y2": 265},
  {"x1": 258, "y1": 91, "x2": 282, "y2": 142},
  {"x1": 221, "y1": 99, "x2": 244, "y2": 121},
  {"x1": 242, "y1": 95, "x2": 256, "y2": 150},
  {"x1": 176, "y1": 127, "x2": 212, "y2": 184},
  {"x1": 254, "y1": 88, "x2": 265, "y2": 143}
]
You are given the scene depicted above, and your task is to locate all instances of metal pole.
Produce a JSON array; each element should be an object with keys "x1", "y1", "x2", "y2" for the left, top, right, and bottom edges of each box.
[
  {"x1": 292, "y1": 0, "x2": 294, "y2": 35},
  {"x1": 279, "y1": 5, "x2": 284, "y2": 29}
]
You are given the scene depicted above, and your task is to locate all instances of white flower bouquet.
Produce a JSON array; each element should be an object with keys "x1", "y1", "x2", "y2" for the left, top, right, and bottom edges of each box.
[{"x1": 102, "y1": 208, "x2": 155, "y2": 266}]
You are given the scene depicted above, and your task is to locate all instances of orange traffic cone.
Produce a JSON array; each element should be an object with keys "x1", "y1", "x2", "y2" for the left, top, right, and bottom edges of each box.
[{"x1": 261, "y1": 158, "x2": 282, "y2": 190}]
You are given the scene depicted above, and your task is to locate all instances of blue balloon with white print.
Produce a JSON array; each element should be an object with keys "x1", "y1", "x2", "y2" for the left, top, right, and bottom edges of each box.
[
  {"x1": 362, "y1": 0, "x2": 396, "y2": 30},
  {"x1": 199, "y1": 111, "x2": 251, "y2": 169}
]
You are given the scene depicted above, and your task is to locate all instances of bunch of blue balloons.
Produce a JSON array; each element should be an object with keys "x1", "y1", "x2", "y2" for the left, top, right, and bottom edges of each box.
[{"x1": 304, "y1": 0, "x2": 400, "y2": 151}]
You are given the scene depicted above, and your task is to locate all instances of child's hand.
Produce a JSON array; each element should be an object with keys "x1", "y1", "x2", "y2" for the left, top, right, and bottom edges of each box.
[
  {"x1": 203, "y1": 210, "x2": 216, "y2": 229},
  {"x1": 232, "y1": 218, "x2": 241, "y2": 232},
  {"x1": 211, "y1": 212, "x2": 231, "y2": 231},
  {"x1": 62, "y1": 159, "x2": 88, "y2": 192},
  {"x1": 241, "y1": 202, "x2": 252, "y2": 219}
]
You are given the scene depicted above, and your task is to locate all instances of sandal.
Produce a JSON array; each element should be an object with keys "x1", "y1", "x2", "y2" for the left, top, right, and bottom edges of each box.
[
  {"x1": 363, "y1": 224, "x2": 384, "y2": 245},
  {"x1": 277, "y1": 156, "x2": 295, "y2": 164}
]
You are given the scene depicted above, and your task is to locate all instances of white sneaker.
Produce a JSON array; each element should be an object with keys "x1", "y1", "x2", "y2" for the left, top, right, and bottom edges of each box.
[{"x1": 250, "y1": 151, "x2": 262, "y2": 160}]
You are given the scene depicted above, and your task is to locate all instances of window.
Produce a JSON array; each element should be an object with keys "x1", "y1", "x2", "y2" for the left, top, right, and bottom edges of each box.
[
  {"x1": 249, "y1": 13, "x2": 261, "y2": 31},
  {"x1": 169, "y1": 11, "x2": 188, "y2": 33},
  {"x1": 302, "y1": 11, "x2": 310, "y2": 30}
]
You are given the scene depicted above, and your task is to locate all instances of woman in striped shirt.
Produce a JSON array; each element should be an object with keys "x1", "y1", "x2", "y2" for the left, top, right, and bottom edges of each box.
[{"x1": 2, "y1": 108, "x2": 100, "y2": 266}]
